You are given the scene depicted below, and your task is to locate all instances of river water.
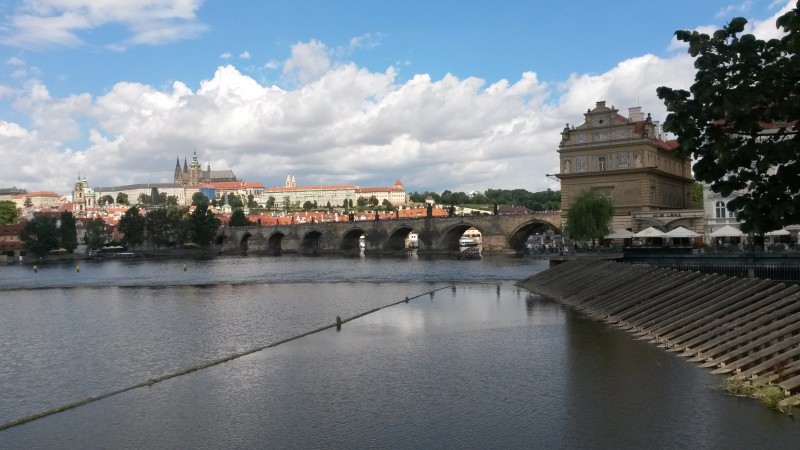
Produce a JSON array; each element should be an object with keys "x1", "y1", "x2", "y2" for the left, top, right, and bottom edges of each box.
[{"x1": 1, "y1": 254, "x2": 798, "y2": 448}]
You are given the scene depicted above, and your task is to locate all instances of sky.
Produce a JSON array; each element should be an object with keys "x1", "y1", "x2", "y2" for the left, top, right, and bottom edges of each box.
[{"x1": 0, "y1": 0, "x2": 794, "y2": 196}]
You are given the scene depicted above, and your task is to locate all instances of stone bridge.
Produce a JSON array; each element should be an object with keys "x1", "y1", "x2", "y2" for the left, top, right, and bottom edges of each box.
[{"x1": 217, "y1": 212, "x2": 562, "y2": 255}]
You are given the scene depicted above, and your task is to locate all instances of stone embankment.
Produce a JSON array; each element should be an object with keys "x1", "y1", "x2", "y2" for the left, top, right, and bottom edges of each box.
[{"x1": 518, "y1": 259, "x2": 800, "y2": 412}]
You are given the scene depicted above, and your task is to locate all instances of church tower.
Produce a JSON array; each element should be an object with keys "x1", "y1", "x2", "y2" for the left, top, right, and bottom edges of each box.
[
  {"x1": 73, "y1": 173, "x2": 86, "y2": 215},
  {"x1": 174, "y1": 157, "x2": 183, "y2": 184},
  {"x1": 188, "y1": 151, "x2": 202, "y2": 185}
]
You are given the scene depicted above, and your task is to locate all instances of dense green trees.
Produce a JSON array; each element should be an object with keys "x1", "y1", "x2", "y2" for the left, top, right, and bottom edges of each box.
[
  {"x1": 192, "y1": 192, "x2": 209, "y2": 206},
  {"x1": 266, "y1": 196, "x2": 276, "y2": 210},
  {"x1": 98, "y1": 195, "x2": 115, "y2": 206},
  {"x1": 657, "y1": 3, "x2": 800, "y2": 233},
  {"x1": 84, "y1": 218, "x2": 108, "y2": 250},
  {"x1": 119, "y1": 206, "x2": 145, "y2": 249},
  {"x1": 0, "y1": 200, "x2": 19, "y2": 224},
  {"x1": 20, "y1": 215, "x2": 60, "y2": 257},
  {"x1": 59, "y1": 211, "x2": 78, "y2": 253},
  {"x1": 188, "y1": 203, "x2": 220, "y2": 247},
  {"x1": 145, "y1": 206, "x2": 186, "y2": 248},
  {"x1": 116, "y1": 192, "x2": 129, "y2": 205},
  {"x1": 229, "y1": 209, "x2": 250, "y2": 227},
  {"x1": 565, "y1": 191, "x2": 613, "y2": 244},
  {"x1": 408, "y1": 188, "x2": 561, "y2": 211}
]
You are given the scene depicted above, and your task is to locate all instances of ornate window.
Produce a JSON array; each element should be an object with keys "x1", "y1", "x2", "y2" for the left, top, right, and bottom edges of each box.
[
  {"x1": 616, "y1": 152, "x2": 629, "y2": 168},
  {"x1": 575, "y1": 156, "x2": 588, "y2": 172},
  {"x1": 598, "y1": 156, "x2": 608, "y2": 171},
  {"x1": 715, "y1": 201, "x2": 726, "y2": 218}
]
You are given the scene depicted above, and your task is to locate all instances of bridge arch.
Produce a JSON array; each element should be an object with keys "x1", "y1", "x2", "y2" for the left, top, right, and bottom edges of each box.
[
  {"x1": 440, "y1": 223, "x2": 481, "y2": 251},
  {"x1": 508, "y1": 220, "x2": 559, "y2": 253},
  {"x1": 266, "y1": 231, "x2": 284, "y2": 255},
  {"x1": 386, "y1": 225, "x2": 416, "y2": 252},
  {"x1": 300, "y1": 230, "x2": 322, "y2": 255},
  {"x1": 341, "y1": 227, "x2": 366, "y2": 255},
  {"x1": 240, "y1": 231, "x2": 252, "y2": 252}
]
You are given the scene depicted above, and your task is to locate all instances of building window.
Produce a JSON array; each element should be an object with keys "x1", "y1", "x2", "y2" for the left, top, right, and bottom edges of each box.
[
  {"x1": 598, "y1": 156, "x2": 607, "y2": 171},
  {"x1": 716, "y1": 201, "x2": 726, "y2": 218}
]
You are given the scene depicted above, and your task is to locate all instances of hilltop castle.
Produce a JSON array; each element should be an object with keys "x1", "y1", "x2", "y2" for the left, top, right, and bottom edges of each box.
[{"x1": 174, "y1": 151, "x2": 237, "y2": 186}]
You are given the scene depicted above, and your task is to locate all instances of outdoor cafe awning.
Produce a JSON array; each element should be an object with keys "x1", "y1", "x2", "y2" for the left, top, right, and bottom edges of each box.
[
  {"x1": 766, "y1": 229, "x2": 791, "y2": 236},
  {"x1": 605, "y1": 229, "x2": 635, "y2": 239},
  {"x1": 663, "y1": 226, "x2": 699, "y2": 238},
  {"x1": 709, "y1": 225, "x2": 742, "y2": 238},
  {"x1": 634, "y1": 227, "x2": 664, "y2": 238}
]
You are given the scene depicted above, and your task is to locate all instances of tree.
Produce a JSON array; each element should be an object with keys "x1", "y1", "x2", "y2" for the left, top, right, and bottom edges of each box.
[
  {"x1": 166, "y1": 195, "x2": 179, "y2": 206},
  {"x1": 690, "y1": 183, "x2": 704, "y2": 210},
  {"x1": 0, "y1": 200, "x2": 20, "y2": 224},
  {"x1": 302, "y1": 201, "x2": 314, "y2": 211},
  {"x1": 20, "y1": 215, "x2": 60, "y2": 257},
  {"x1": 266, "y1": 196, "x2": 275, "y2": 210},
  {"x1": 247, "y1": 194, "x2": 258, "y2": 208},
  {"x1": 145, "y1": 207, "x2": 183, "y2": 248},
  {"x1": 566, "y1": 190, "x2": 613, "y2": 244},
  {"x1": 229, "y1": 208, "x2": 250, "y2": 227},
  {"x1": 382, "y1": 199, "x2": 393, "y2": 211},
  {"x1": 356, "y1": 197, "x2": 367, "y2": 207},
  {"x1": 188, "y1": 203, "x2": 220, "y2": 247},
  {"x1": 84, "y1": 218, "x2": 107, "y2": 250},
  {"x1": 657, "y1": 4, "x2": 800, "y2": 233},
  {"x1": 99, "y1": 195, "x2": 115, "y2": 206},
  {"x1": 59, "y1": 211, "x2": 78, "y2": 253},
  {"x1": 24, "y1": 197, "x2": 32, "y2": 207},
  {"x1": 119, "y1": 206, "x2": 145, "y2": 249},
  {"x1": 116, "y1": 192, "x2": 129, "y2": 205},
  {"x1": 192, "y1": 192, "x2": 209, "y2": 206},
  {"x1": 138, "y1": 193, "x2": 151, "y2": 205}
]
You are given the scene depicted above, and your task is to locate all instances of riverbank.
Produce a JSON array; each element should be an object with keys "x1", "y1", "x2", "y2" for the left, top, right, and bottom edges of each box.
[{"x1": 518, "y1": 258, "x2": 800, "y2": 413}]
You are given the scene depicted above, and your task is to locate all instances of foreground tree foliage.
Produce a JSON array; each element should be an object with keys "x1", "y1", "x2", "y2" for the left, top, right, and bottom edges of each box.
[
  {"x1": 0, "y1": 200, "x2": 19, "y2": 224},
  {"x1": 229, "y1": 208, "x2": 250, "y2": 227},
  {"x1": 21, "y1": 215, "x2": 60, "y2": 257},
  {"x1": 119, "y1": 206, "x2": 145, "y2": 249},
  {"x1": 84, "y1": 218, "x2": 108, "y2": 250},
  {"x1": 146, "y1": 206, "x2": 187, "y2": 248},
  {"x1": 59, "y1": 211, "x2": 78, "y2": 253},
  {"x1": 189, "y1": 203, "x2": 221, "y2": 247},
  {"x1": 566, "y1": 190, "x2": 613, "y2": 244},
  {"x1": 657, "y1": 3, "x2": 800, "y2": 233}
]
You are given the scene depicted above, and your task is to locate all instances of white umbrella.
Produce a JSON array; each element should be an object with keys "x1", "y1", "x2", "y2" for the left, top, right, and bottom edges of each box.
[
  {"x1": 709, "y1": 225, "x2": 742, "y2": 237},
  {"x1": 634, "y1": 227, "x2": 664, "y2": 238},
  {"x1": 664, "y1": 226, "x2": 699, "y2": 238},
  {"x1": 766, "y1": 229, "x2": 790, "y2": 236},
  {"x1": 605, "y1": 229, "x2": 635, "y2": 239}
]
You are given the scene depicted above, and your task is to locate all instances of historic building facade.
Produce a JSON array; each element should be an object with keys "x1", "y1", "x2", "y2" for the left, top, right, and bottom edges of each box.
[
  {"x1": 262, "y1": 177, "x2": 407, "y2": 209},
  {"x1": 174, "y1": 152, "x2": 237, "y2": 186},
  {"x1": 557, "y1": 101, "x2": 699, "y2": 232}
]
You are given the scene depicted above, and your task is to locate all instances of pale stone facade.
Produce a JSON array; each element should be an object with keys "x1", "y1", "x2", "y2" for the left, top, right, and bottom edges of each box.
[{"x1": 557, "y1": 101, "x2": 699, "y2": 233}]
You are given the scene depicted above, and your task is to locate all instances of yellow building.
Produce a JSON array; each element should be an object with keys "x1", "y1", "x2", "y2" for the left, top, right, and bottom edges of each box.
[{"x1": 557, "y1": 101, "x2": 699, "y2": 232}]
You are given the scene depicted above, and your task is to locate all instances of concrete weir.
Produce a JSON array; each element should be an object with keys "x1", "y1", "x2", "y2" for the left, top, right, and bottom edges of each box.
[{"x1": 518, "y1": 259, "x2": 800, "y2": 411}]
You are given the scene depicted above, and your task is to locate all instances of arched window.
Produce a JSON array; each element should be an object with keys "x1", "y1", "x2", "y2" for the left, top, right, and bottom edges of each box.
[{"x1": 715, "y1": 201, "x2": 726, "y2": 218}]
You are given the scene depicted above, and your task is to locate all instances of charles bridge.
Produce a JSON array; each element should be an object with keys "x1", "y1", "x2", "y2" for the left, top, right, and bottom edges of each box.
[{"x1": 217, "y1": 212, "x2": 562, "y2": 255}]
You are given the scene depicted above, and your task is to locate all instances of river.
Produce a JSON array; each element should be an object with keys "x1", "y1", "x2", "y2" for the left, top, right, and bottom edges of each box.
[{"x1": 0, "y1": 254, "x2": 798, "y2": 448}]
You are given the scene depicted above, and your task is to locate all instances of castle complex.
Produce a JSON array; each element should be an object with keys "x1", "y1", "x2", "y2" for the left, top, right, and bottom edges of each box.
[{"x1": 174, "y1": 151, "x2": 237, "y2": 186}]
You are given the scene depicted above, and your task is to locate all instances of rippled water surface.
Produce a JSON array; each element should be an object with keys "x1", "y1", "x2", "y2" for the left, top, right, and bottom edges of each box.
[{"x1": 1, "y1": 255, "x2": 798, "y2": 448}]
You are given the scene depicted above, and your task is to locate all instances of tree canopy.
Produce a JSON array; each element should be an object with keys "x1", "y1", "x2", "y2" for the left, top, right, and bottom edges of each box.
[
  {"x1": 188, "y1": 203, "x2": 220, "y2": 247},
  {"x1": 657, "y1": 3, "x2": 800, "y2": 233},
  {"x1": 0, "y1": 200, "x2": 19, "y2": 224},
  {"x1": 20, "y1": 215, "x2": 60, "y2": 257},
  {"x1": 84, "y1": 218, "x2": 107, "y2": 250},
  {"x1": 565, "y1": 190, "x2": 613, "y2": 243},
  {"x1": 119, "y1": 206, "x2": 145, "y2": 249},
  {"x1": 59, "y1": 211, "x2": 78, "y2": 253},
  {"x1": 408, "y1": 188, "x2": 560, "y2": 211},
  {"x1": 229, "y1": 209, "x2": 250, "y2": 227}
]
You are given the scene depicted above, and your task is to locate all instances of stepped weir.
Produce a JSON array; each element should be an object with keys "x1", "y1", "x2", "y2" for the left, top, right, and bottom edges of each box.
[{"x1": 518, "y1": 259, "x2": 800, "y2": 411}]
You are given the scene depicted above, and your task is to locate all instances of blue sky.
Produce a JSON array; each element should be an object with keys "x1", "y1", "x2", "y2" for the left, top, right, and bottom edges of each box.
[{"x1": 0, "y1": 0, "x2": 793, "y2": 195}]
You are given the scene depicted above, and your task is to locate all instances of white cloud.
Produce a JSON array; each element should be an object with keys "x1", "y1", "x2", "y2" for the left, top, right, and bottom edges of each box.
[
  {"x1": 1, "y1": 37, "x2": 701, "y2": 195},
  {"x1": 715, "y1": 1, "x2": 754, "y2": 19},
  {"x1": 239, "y1": 51, "x2": 251, "y2": 59},
  {"x1": 0, "y1": 0, "x2": 207, "y2": 49},
  {"x1": 220, "y1": 52, "x2": 233, "y2": 60},
  {"x1": 282, "y1": 39, "x2": 331, "y2": 85}
]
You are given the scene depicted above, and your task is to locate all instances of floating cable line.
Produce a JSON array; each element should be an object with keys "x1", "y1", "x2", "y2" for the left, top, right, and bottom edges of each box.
[{"x1": 0, "y1": 285, "x2": 455, "y2": 431}]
